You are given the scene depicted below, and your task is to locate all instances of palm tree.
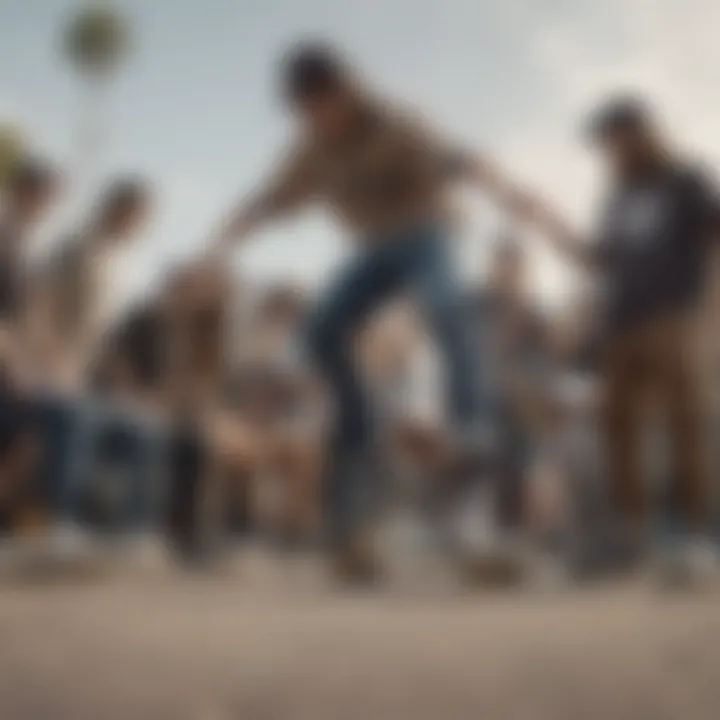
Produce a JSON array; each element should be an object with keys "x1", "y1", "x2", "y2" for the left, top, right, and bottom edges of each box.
[{"x1": 63, "y1": 1, "x2": 131, "y2": 183}]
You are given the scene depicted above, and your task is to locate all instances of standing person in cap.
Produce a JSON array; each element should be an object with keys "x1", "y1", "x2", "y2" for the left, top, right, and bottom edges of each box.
[
  {"x1": 524, "y1": 94, "x2": 720, "y2": 581},
  {"x1": 202, "y1": 41, "x2": 532, "y2": 583}
]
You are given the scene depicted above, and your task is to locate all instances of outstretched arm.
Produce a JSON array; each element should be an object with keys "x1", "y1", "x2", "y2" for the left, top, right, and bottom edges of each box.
[
  {"x1": 441, "y1": 143, "x2": 598, "y2": 269},
  {"x1": 206, "y1": 143, "x2": 317, "y2": 260},
  {"x1": 520, "y1": 197, "x2": 598, "y2": 269}
]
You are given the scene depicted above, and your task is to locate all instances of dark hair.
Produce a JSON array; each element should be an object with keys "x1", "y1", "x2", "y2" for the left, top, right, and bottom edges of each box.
[
  {"x1": 96, "y1": 175, "x2": 150, "y2": 224},
  {"x1": 584, "y1": 94, "x2": 654, "y2": 143},
  {"x1": 7, "y1": 157, "x2": 57, "y2": 197},
  {"x1": 281, "y1": 41, "x2": 348, "y2": 104}
]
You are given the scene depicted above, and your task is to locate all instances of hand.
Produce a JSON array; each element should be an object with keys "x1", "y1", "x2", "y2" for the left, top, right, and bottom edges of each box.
[{"x1": 191, "y1": 241, "x2": 231, "y2": 295}]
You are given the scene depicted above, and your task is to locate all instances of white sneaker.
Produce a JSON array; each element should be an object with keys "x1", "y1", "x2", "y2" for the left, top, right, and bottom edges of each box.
[
  {"x1": 109, "y1": 532, "x2": 168, "y2": 573},
  {"x1": 0, "y1": 524, "x2": 104, "y2": 580},
  {"x1": 452, "y1": 484, "x2": 527, "y2": 587},
  {"x1": 655, "y1": 537, "x2": 718, "y2": 590},
  {"x1": 46, "y1": 522, "x2": 103, "y2": 568},
  {"x1": 452, "y1": 482, "x2": 497, "y2": 552}
]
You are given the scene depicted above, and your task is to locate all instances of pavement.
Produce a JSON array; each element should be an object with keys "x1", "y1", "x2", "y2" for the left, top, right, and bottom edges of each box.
[{"x1": 1, "y1": 545, "x2": 719, "y2": 720}]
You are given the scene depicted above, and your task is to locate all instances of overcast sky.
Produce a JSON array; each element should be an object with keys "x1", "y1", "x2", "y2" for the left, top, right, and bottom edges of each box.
[{"x1": 2, "y1": 0, "x2": 720, "y2": 312}]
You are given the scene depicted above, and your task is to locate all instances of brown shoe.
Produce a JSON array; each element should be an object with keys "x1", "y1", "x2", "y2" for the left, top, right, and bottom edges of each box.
[
  {"x1": 13, "y1": 505, "x2": 49, "y2": 537},
  {"x1": 458, "y1": 545, "x2": 527, "y2": 589},
  {"x1": 330, "y1": 539, "x2": 384, "y2": 587}
]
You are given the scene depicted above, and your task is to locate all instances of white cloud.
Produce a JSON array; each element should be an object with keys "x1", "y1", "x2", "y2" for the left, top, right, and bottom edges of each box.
[{"x1": 493, "y1": 0, "x2": 720, "y2": 303}]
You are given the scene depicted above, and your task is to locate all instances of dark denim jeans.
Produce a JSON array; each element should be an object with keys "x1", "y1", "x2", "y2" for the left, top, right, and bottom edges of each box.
[
  {"x1": 306, "y1": 221, "x2": 486, "y2": 544},
  {"x1": 86, "y1": 408, "x2": 166, "y2": 533},
  {"x1": 32, "y1": 393, "x2": 165, "y2": 532},
  {"x1": 31, "y1": 392, "x2": 85, "y2": 520}
]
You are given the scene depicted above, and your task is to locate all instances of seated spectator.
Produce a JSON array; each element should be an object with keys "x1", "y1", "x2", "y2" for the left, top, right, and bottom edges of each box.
[
  {"x1": 160, "y1": 264, "x2": 259, "y2": 559},
  {"x1": 468, "y1": 239, "x2": 553, "y2": 534},
  {"x1": 0, "y1": 331, "x2": 40, "y2": 535},
  {"x1": 27, "y1": 175, "x2": 152, "y2": 390},
  {"x1": 0, "y1": 157, "x2": 60, "y2": 537},
  {"x1": 83, "y1": 296, "x2": 169, "y2": 535},
  {"x1": 223, "y1": 282, "x2": 325, "y2": 546},
  {"x1": 20, "y1": 175, "x2": 153, "y2": 542}
]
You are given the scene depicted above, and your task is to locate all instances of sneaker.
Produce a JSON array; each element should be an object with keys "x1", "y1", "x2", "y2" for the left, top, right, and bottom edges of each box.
[
  {"x1": 451, "y1": 484, "x2": 528, "y2": 588},
  {"x1": 573, "y1": 521, "x2": 647, "y2": 581},
  {"x1": 329, "y1": 537, "x2": 384, "y2": 587},
  {"x1": 2, "y1": 524, "x2": 104, "y2": 581},
  {"x1": 116, "y1": 532, "x2": 168, "y2": 564},
  {"x1": 48, "y1": 522, "x2": 94, "y2": 557},
  {"x1": 457, "y1": 539, "x2": 529, "y2": 588},
  {"x1": 654, "y1": 536, "x2": 718, "y2": 590}
]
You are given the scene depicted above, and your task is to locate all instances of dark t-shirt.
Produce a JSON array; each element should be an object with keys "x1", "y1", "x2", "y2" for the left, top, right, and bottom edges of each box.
[
  {"x1": 115, "y1": 304, "x2": 166, "y2": 391},
  {"x1": 94, "y1": 303, "x2": 165, "y2": 394},
  {"x1": 595, "y1": 162, "x2": 719, "y2": 330}
]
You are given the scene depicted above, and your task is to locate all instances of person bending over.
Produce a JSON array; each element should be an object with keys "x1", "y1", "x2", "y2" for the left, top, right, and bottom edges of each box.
[{"x1": 203, "y1": 41, "x2": 533, "y2": 582}]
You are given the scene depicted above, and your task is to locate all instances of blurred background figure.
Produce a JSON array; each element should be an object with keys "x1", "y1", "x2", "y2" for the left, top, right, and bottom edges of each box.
[
  {"x1": 526, "y1": 95, "x2": 720, "y2": 583},
  {"x1": 20, "y1": 175, "x2": 153, "y2": 550},
  {"x1": 29, "y1": 176, "x2": 151, "y2": 389},
  {"x1": 0, "y1": 157, "x2": 60, "y2": 536},
  {"x1": 472, "y1": 236, "x2": 551, "y2": 536},
  {"x1": 0, "y1": 158, "x2": 60, "y2": 335}
]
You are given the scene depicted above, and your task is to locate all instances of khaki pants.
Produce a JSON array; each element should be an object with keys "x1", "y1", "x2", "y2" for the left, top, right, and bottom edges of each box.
[{"x1": 601, "y1": 311, "x2": 709, "y2": 529}]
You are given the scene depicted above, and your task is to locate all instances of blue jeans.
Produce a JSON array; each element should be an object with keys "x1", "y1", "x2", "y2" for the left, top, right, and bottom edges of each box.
[
  {"x1": 86, "y1": 406, "x2": 166, "y2": 532},
  {"x1": 33, "y1": 393, "x2": 165, "y2": 531},
  {"x1": 306, "y1": 221, "x2": 485, "y2": 543},
  {"x1": 31, "y1": 392, "x2": 86, "y2": 520}
]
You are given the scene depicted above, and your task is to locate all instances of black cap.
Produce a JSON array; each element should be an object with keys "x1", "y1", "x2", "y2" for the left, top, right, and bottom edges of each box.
[
  {"x1": 97, "y1": 175, "x2": 150, "y2": 219},
  {"x1": 281, "y1": 41, "x2": 348, "y2": 104},
  {"x1": 584, "y1": 94, "x2": 654, "y2": 143}
]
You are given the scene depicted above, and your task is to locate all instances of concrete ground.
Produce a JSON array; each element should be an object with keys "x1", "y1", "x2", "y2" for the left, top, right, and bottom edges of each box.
[{"x1": 1, "y1": 548, "x2": 719, "y2": 720}]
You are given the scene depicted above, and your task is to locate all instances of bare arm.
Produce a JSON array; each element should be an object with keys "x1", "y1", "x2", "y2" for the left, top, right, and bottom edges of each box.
[
  {"x1": 438, "y1": 137, "x2": 598, "y2": 268},
  {"x1": 207, "y1": 142, "x2": 318, "y2": 260},
  {"x1": 523, "y1": 199, "x2": 599, "y2": 269}
]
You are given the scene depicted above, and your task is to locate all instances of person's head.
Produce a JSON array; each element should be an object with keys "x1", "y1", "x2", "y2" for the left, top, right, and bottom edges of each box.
[
  {"x1": 585, "y1": 95, "x2": 666, "y2": 177},
  {"x1": 3, "y1": 158, "x2": 59, "y2": 227},
  {"x1": 491, "y1": 239, "x2": 527, "y2": 298},
  {"x1": 281, "y1": 41, "x2": 362, "y2": 140},
  {"x1": 259, "y1": 283, "x2": 308, "y2": 330},
  {"x1": 93, "y1": 176, "x2": 151, "y2": 244}
]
